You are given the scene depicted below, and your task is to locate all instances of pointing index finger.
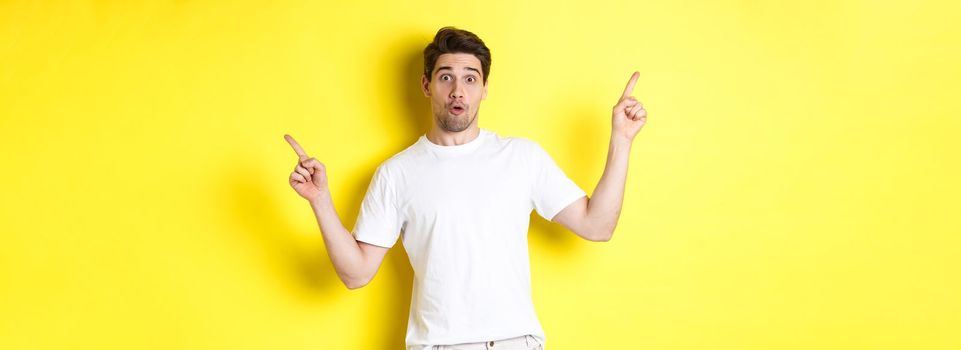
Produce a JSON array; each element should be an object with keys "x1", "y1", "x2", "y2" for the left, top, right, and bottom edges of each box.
[
  {"x1": 284, "y1": 134, "x2": 308, "y2": 159},
  {"x1": 622, "y1": 71, "x2": 639, "y2": 99}
]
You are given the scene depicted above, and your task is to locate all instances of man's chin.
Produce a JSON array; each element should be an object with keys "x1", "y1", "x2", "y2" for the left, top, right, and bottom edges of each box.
[{"x1": 439, "y1": 116, "x2": 471, "y2": 132}]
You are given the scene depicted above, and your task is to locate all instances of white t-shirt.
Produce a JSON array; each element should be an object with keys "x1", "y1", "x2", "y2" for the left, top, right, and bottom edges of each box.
[{"x1": 351, "y1": 128, "x2": 587, "y2": 350}]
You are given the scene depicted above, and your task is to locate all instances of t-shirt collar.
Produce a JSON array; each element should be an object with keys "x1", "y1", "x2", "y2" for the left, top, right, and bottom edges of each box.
[{"x1": 418, "y1": 128, "x2": 489, "y2": 156}]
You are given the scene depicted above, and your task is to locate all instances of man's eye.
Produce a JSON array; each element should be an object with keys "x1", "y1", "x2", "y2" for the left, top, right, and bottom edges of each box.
[
  {"x1": 467, "y1": 77, "x2": 475, "y2": 83},
  {"x1": 441, "y1": 75, "x2": 451, "y2": 81}
]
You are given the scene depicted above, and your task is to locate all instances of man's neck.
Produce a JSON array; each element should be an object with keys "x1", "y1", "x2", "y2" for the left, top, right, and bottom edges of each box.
[{"x1": 426, "y1": 125, "x2": 481, "y2": 146}]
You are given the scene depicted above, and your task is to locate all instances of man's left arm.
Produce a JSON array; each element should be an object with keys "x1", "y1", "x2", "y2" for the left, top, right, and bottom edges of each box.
[{"x1": 553, "y1": 71, "x2": 647, "y2": 242}]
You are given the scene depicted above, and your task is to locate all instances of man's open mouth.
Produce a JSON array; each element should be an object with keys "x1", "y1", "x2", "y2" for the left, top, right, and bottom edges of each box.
[{"x1": 449, "y1": 105, "x2": 466, "y2": 115}]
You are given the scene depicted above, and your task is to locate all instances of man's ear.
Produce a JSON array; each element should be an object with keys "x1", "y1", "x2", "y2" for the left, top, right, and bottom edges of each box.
[
  {"x1": 421, "y1": 75, "x2": 431, "y2": 97},
  {"x1": 481, "y1": 80, "x2": 488, "y2": 100}
]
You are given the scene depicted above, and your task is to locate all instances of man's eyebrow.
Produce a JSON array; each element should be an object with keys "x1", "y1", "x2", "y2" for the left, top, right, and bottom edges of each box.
[{"x1": 436, "y1": 66, "x2": 482, "y2": 75}]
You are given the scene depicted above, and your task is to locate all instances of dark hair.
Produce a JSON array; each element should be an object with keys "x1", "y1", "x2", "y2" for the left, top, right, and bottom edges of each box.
[{"x1": 423, "y1": 26, "x2": 491, "y2": 84}]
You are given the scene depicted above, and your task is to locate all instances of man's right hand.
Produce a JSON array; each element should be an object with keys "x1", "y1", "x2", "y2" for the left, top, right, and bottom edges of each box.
[{"x1": 284, "y1": 134, "x2": 329, "y2": 202}]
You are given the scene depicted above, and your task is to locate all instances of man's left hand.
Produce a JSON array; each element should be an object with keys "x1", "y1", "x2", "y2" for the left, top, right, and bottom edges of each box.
[{"x1": 611, "y1": 71, "x2": 647, "y2": 142}]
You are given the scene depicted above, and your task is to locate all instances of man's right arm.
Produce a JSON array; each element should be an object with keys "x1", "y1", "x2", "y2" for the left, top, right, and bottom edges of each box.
[
  {"x1": 283, "y1": 134, "x2": 388, "y2": 290},
  {"x1": 310, "y1": 190, "x2": 390, "y2": 290}
]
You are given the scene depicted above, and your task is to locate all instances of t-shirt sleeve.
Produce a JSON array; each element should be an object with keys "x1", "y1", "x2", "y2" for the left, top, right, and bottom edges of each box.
[
  {"x1": 351, "y1": 164, "x2": 404, "y2": 248},
  {"x1": 530, "y1": 141, "x2": 587, "y2": 221}
]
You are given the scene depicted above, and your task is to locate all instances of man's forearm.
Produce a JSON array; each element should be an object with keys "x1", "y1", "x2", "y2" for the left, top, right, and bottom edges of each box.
[
  {"x1": 308, "y1": 191, "x2": 368, "y2": 286},
  {"x1": 586, "y1": 135, "x2": 632, "y2": 239}
]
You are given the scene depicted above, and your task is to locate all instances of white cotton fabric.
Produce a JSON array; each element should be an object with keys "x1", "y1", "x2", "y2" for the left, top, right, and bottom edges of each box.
[{"x1": 351, "y1": 128, "x2": 587, "y2": 350}]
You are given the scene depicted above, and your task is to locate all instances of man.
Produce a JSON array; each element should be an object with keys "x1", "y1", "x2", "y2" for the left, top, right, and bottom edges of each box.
[{"x1": 284, "y1": 27, "x2": 647, "y2": 350}]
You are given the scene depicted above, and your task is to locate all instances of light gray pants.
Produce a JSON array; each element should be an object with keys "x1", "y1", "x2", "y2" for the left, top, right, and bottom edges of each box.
[{"x1": 432, "y1": 334, "x2": 543, "y2": 350}]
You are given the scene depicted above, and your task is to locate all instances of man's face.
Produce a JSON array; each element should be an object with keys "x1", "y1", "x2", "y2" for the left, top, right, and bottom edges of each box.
[{"x1": 421, "y1": 53, "x2": 488, "y2": 133}]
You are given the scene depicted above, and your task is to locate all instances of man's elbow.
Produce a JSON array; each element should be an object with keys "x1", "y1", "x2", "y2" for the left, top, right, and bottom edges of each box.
[
  {"x1": 580, "y1": 211, "x2": 616, "y2": 242},
  {"x1": 341, "y1": 274, "x2": 373, "y2": 290},
  {"x1": 594, "y1": 221, "x2": 618, "y2": 242},
  {"x1": 343, "y1": 277, "x2": 370, "y2": 290},
  {"x1": 584, "y1": 227, "x2": 614, "y2": 242},
  {"x1": 592, "y1": 230, "x2": 613, "y2": 242}
]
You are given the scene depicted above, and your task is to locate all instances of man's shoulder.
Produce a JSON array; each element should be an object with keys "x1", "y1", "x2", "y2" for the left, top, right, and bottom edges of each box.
[
  {"x1": 373, "y1": 137, "x2": 425, "y2": 174},
  {"x1": 486, "y1": 129, "x2": 541, "y2": 153}
]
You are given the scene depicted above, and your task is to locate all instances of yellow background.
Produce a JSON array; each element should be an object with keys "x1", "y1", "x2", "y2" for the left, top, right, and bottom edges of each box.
[{"x1": 2, "y1": 1, "x2": 959, "y2": 349}]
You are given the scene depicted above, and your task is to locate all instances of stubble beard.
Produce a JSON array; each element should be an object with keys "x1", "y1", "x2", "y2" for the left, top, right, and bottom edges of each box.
[{"x1": 436, "y1": 109, "x2": 476, "y2": 133}]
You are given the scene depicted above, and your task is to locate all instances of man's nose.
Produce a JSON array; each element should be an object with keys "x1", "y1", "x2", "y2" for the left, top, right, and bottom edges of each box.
[{"x1": 449, "y1": 81, "x2": 465, "y2": 99}]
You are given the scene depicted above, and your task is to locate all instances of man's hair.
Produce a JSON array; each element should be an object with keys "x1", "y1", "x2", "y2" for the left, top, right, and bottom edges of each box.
[{"x1": 423, "y1": 26, "x2": 491, "y2": 84}]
